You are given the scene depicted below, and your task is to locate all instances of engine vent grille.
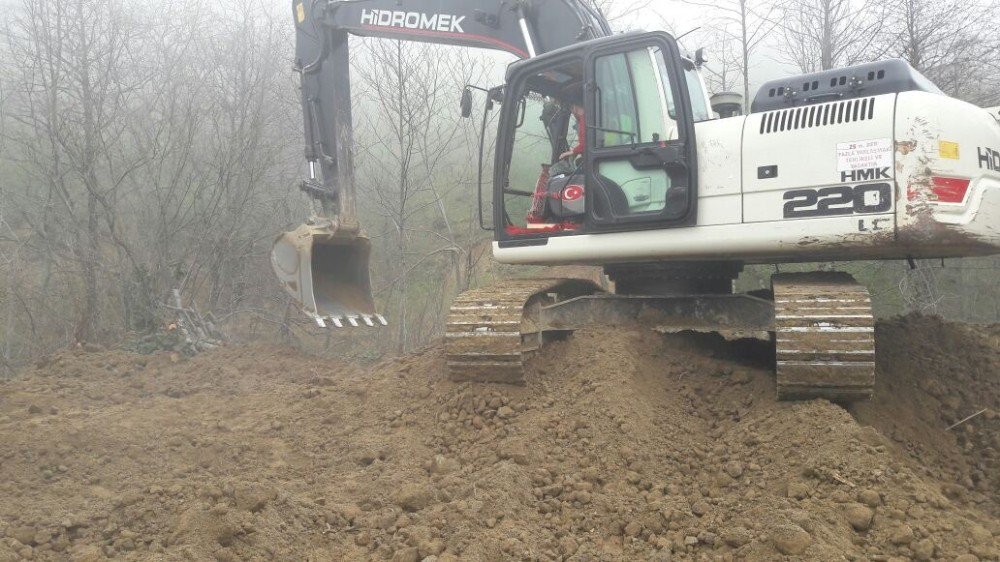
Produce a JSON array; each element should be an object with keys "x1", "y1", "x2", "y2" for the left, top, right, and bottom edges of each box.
[{"x1": 759, "y1": 97, "x2": 877, "y2": 134}]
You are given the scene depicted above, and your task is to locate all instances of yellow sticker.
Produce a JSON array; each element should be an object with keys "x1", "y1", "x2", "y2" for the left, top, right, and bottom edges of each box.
[
  {"x1": 939, "y1": 140, "x2": 959, "y2": 160},
  {"x1": 296, "y1": 3, "x2": 306, "y2": 23}
]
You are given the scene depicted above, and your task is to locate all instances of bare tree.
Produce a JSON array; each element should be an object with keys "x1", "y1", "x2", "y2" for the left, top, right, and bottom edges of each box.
[
  {"x1": 0, "y1": 0, "x2": 304, "y2": 363},
  {"x1": 684, "y1": 26, "x2": 745, "y2": 99},
  {"x1": 353, "y1": 40, "x2": 486, "y2": 353},
  {"x1": 589, "y1": 0, "x2": 655, "y2": 27},
  {"x1": 890, "y1": 0, "x2": 1000, "y2": 104},
  {"x1": 778, "y1": 0, "x2": 890, "y2": 72},
  {"x1": 3, "y1": 0, "x2": 142, "y2": 343},
  {"x1": 680, "y1": 0, "x2": 780, "y2": 108},
  {"x1": 0, "y1": 97, "x2": 21, "y2": 374}
]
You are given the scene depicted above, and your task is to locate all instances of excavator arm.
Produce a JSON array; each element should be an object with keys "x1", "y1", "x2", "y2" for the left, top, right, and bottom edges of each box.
[{"x1": 274, "y1": 0, "x2": 612, "y2": 327}]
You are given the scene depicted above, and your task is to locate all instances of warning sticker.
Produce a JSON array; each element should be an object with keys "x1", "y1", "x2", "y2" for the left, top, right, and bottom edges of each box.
[
  {"x1": 836, "y1": 138, "x2": 893, "y2": 172},
  {"x1": 938, "y1": 140, "x2": 959, "y2": 160}
]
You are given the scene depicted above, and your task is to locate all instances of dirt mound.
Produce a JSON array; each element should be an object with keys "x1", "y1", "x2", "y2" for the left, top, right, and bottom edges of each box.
[
  {"x1": 0, "y1": 315, "x2": 996, "y2": 561},
  {"x1": 855, "y1": 315, "x2": 1000, "y2": 515}
]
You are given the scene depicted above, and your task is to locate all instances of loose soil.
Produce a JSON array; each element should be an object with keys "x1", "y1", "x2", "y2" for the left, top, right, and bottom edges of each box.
[{"x1": 0, "y1": 314, "x2": 996, "y2": 561}]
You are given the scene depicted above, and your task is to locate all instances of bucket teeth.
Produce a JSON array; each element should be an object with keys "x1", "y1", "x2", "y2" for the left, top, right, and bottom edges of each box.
[{"x1": 315, "y1": 314, "x2": 388, "y2": 329}]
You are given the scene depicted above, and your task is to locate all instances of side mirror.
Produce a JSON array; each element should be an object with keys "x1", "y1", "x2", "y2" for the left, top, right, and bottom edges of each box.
[
  {"x1": 460, "y1": 88, "x2": 473, "y2": 118},
  {"x1": 694, "y1": 48, "x2": 707, "y2": 68},
  {"x1": 487, "y1": 86, "x2": 504, "y2": 111}
]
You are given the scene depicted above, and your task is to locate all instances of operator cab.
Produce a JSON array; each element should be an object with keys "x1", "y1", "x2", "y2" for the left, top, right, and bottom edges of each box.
[{"x1": 483, "y1": 32, "x2": 702, "y2": 244}]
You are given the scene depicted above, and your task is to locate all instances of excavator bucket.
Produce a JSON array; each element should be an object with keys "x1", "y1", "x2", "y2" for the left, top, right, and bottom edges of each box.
[{"x1": 271, "y1": 224, "x2": 385, "y2": 328}]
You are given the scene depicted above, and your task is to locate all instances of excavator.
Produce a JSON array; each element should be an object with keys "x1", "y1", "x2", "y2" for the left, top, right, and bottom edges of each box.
[{"x1": 273, "y1": 0, "x2": 1000, "y2": 402}]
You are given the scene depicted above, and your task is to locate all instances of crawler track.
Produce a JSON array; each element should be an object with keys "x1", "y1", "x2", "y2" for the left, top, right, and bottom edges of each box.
[
  {"x1": 773, "y1": 272, "x2": 876, "y2": 401},
  {"x1": 445, "y1": 279, "x2": 596, "y2": 384}
]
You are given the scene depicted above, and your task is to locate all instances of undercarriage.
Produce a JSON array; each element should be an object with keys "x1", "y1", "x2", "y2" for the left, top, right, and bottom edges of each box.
[{"x1": 445, "y1": 264, "x2": 876, "y2": 402}]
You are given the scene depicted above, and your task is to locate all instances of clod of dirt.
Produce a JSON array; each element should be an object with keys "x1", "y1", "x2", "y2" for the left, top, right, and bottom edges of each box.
[
  {"x1": 770, "y1": 524, "x2": 812, "y2": 555},
  {"x1": 233, "y1": 484, "x2": 275, "y2": 513},
  {"x1": 913, "y1": 537, "x2": 936, "y2": 561},
  {"x1": 721, "y1": 527, "x2": 752, "y2": 548},
  {"x1": 844, "y1": 503, "x2": 875, "y2": 532},
  {"x1": 393, "y1": 483, "x2": 435, "y2": 512},
  {"x1": 857, "y1": 488, "x2": 882, "y2": 508},
  {"x1": 890, "y1": 523, "x2": 916, "y2": 545},
  {"x1": 427, "y1": 455, "x2": 460, "y2": 475}
]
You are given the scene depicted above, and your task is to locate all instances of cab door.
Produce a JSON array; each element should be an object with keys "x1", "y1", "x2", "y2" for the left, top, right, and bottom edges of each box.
[{"x1": 583, "y1": 32, "x2": 698, "y2": 229}]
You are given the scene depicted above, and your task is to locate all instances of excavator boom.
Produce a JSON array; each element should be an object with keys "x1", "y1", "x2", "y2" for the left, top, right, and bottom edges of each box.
[{"x1": 275, "y1": 0, "x2": 612, "y2": 327}]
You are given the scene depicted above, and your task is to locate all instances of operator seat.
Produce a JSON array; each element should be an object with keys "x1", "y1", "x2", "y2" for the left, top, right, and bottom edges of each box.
[{"x1": 591, "y1": 175, "x2": 630, "y2": 219}]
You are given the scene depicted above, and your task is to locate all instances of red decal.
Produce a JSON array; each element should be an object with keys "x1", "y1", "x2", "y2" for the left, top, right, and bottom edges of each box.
[
  {"x1": 930, "y1": 176, "x2": 970, "y2": 204},
  {"x1": 562, "y1": 185, "x2": 584, "y2": 202}
]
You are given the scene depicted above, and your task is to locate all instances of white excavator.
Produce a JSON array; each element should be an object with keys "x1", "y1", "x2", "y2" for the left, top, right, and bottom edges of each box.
[{"x1": 272, "y1": 0, "x2": 1000, "y2": 402}]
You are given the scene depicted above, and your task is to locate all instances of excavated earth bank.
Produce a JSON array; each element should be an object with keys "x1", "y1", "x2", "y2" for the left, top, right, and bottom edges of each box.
[{"x1": 0, "y1": 314, "x2": 996, "y2": 561}]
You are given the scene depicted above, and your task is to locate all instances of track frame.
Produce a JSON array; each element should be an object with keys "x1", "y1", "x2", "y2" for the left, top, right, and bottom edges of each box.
[{"x1": 446, "y1": 270, "x2": 877, "y2": 402}]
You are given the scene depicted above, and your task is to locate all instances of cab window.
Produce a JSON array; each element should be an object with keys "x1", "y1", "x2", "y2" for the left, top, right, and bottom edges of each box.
[
  {"x1": 501, "y1": 59, "x2": 586, "y2": 236},
  {"x1": 591, "y1": 45, "x2": 686, "y2": 219},
  {"x1": 595, "y1": 46, "x2": 679, "y2": 147}
]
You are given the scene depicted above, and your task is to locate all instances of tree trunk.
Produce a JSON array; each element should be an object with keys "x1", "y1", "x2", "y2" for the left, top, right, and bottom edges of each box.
[{"x1": 74, "y1": 0, "x2": 102, "y2": 343}]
